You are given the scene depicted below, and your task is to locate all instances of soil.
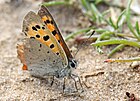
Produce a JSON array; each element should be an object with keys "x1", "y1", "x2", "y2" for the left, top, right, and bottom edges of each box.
[{"x1": 0, "y1": 0, "x2": 139, "y2": 101}]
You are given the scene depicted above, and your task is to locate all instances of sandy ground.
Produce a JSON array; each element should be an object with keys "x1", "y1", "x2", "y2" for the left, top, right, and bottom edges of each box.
[{"x1": 0, "y1": 0, "x2": 140, "y2": 101}]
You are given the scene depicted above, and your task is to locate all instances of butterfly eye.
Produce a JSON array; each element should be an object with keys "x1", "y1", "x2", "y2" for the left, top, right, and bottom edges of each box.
[{"x1": 69, "y1": 59, "x2": 77, "y2": 69}]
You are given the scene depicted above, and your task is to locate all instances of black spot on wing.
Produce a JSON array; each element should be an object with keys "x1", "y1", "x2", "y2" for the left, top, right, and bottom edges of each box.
[
  {"x1": 35, "y1": 25, "x2": 40, "y2": 29},
  {"x1": 42, "y1": 26, "x2": 45, "y2": 30},
  {"x1": 24, "y1": 32, "x2": 27, "y2": 36},
  {"x1": 50, "y1": 44, "x2": 54, "y2": 49},
  {"x1": 25, "y1": 27, "x2": 28, "y2": 32},
  {"x1": 50, "y1": 21, "x2": 53, "y2": 24},
  {"x1": 44, "y1": 20, "x2": 50, "y2": 24},
  {"x1": 36, "y1": 34, "x2": 40, "y2": 38},
  {"x1": 52, "y1": 30, "x2": 57, "y2": 36},
  {"x1": 43, "y1": 35, "x2": 49, "y2": 41},
  {"x1": 32, "y1": 26, "x2": 37, "y2": 31},
  {"x1": 56, "y1": 52, "x2": 59, "y2": 55},
  {"x1": 58, "y1": 40, "x2": 60, "y2": 43}
]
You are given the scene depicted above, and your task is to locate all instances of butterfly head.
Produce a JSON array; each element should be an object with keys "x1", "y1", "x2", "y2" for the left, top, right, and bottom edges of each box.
[{"x1": 68, "y1": 58, "x2": 77, "y2": 69}]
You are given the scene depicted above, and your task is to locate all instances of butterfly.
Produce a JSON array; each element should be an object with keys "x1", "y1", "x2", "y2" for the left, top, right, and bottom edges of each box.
[{"x1": 17, "y1": 5, "x2": 83, "y2": 92}]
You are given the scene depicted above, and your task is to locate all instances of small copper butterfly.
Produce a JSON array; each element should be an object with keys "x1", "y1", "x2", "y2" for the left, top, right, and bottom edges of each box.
[{"x1": 17, "y1": 5, "x2": 83, "y2": 92}]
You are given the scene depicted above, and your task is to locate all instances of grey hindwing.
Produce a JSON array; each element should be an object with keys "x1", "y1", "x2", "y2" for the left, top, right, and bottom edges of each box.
[{"x1": 24, "y1": 38, "x2": 66, "y2": 77}]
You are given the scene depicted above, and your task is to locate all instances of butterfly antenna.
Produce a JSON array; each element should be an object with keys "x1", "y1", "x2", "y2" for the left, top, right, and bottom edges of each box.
[{"x1": 74, "y1": 30, "x2": 95, "y2": 58}]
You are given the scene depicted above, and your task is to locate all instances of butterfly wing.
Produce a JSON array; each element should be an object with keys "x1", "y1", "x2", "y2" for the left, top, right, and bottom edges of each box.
[
  {"x1": 19, "y1": 11, "x2": 69, "y2": 77},
  {"x1": 22, "y1": 11, "x2": 68, "y2": 66},
  {"x1": 18, "y1": 38, "x2": 66, "y2": 77},
  {"x1": 38, "y1": 5, "x2": 73, "y2": 59}
]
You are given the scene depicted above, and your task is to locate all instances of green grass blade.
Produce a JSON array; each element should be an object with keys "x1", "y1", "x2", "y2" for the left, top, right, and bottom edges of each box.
[
  {"x1": 95, "y1": 0, "x2": 103, "y2": 5},
  {"x1": 96, "y1": 31, "x2": 113, "y2": 41},
  {"x1": 65, "y1": 27, "x2": 94, "y2": 41},
  {"x1": 42, "y1": 1, "x2": 69, "y2": 6},
  {"x1": 95, "y1": 31, "x2": 113, "y2": 54},
  {"x1": 95, "y1": 28, "x2": 109, "y2": 33},
  {"x1": 90, "y1": 3, "x2": 101, "y2": 16},
  {"x1": 80, "y1": 0, "x2": 90, "y2": 10},
  {"x1": 105, "y1": 57, "x2": 140, "y2": 62},
  {"x1": 126, "y1": 0, "x2": 140, "y2": 40},
  {"x1": 108, "y1": 44, "x2": 125, "y2": 58},
  {"x1": 91, "y1": 39, "x2": 140, "y2": 48},
  {"x1": 109, "y1": 17, "x2": 117, "y2": 29},
  {"x1": 116, "y1": 9, "x2": 126, "y2": 28},
  {"x1": 135, "y1": 21, "x2": 140, "y2": 36}
]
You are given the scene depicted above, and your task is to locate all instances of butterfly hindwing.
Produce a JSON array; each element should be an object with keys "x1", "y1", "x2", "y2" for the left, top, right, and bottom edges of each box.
[
  {"x1": 22, "y1": 11, "x2": 68, "y2": 67},
  {"x1": 22, "y1": 38, "x2": 66, "y2": 77},
  {"x1": 38, "y1": 6, "x2": 73, "y2": 59}
]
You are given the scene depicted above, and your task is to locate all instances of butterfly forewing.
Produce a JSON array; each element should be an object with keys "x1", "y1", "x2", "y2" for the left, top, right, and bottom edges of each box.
[
  {"x1": 38, "y1": 6, "x2": 73, "y2": 59},
  {"x1": 22, "y1": 11, "x2": 68, "y2": 67}
]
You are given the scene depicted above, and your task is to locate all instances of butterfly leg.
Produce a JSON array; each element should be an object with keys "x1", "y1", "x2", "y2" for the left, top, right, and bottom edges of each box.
[
  {"x1": 71, "y1": 74, "x2": 84, "y2": 92},
  {"x1": 70, "y1": 74, "x2": 78, "y2": 92},
  {"x1": 63, "y1": 78, "x2": 66, "y2": 93},
  {"x1": 50, "y1": 76, "x2": 54, "y2": 86}
]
